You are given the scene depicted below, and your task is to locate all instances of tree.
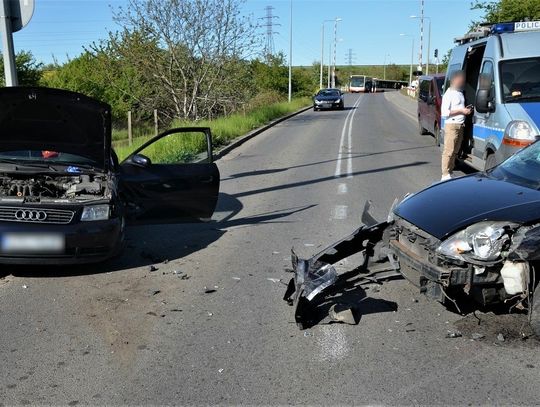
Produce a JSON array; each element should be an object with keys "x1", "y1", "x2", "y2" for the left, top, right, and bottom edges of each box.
[
  {"x1": 108, "y1": 0, "x2": 259, "y2": 121},
  {"x1": 0, "y1": 51, "x2": 43, "y2": 86},
  {"x1": 472, "y1": 0, "x2": 540, "y2": 24}
]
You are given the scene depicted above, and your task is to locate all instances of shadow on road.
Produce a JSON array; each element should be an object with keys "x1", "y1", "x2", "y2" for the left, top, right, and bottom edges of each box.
[
  {"x1": 6, "y1": 193, "x2": 316, "y2": 278},
  {"x1": 233, "y1": 161, "x2": 429, "y2": 198}
]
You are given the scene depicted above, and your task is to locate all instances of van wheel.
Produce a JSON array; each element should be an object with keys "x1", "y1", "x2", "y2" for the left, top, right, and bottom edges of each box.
[
  {"x1": 434, "y1": 123, "x2": 441, "y2": 146},
  {"x1": 485, "y1": 153, "x2": 497, "y2": 170},
  {"x1": 418, "y1": 120, "x2": 427, "y2": 135}
]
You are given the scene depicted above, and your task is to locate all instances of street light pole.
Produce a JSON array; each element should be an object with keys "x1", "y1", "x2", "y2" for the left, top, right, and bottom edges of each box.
[
  {"x1": 400, "y1": 34, "x2": 414, "y2": 86},
  {"x1": 320, "y1": 23, "x2": 324, "y2": 89},
  {"x1": 410, "y1": 15, "x2": 431, "y2": 75},
  {"x1": 0, "y1": 0, "x2": 18, "y2": 86},
  {"x1": 332, "y1": 18, "x2": 341, "y2": 88},
  {"x1": 288, "y1": 0, "x2": 292, "y2": 102}
]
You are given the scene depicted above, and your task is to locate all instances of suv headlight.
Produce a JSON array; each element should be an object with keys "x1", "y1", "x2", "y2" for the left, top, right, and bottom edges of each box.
[
  {"x1": 334, "y1": 98, "x2": 341, "y2": 103},
  {"x1": 437, "y1": 221, "x2": 518, "y2": 262},
  {"x1": 81, "y1": 204, "x2": 110, "y2": 221},
  {"x1": 504, "y1": 121, "x2": 535, "y2": 142}
]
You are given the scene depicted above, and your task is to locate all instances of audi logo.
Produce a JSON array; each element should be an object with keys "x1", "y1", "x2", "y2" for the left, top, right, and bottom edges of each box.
[{"x1": 15, "y1": 210, "x2": 47, "y2": 222}]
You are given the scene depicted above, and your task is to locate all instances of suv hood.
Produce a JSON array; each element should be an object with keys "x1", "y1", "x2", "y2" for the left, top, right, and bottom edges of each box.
[
  {"x1": 394, "y1": 173, "x2": 540, "y2": 240},
  {"x1": 0, "y1": 87, "x2": 112, "y2": 170}
]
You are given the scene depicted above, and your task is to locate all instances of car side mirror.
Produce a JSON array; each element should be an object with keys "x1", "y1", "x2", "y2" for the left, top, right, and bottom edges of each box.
[
  {"x1": 129, "y1": 153, "x2": 151, "y2": 167},
  {"x1": 476, "y1": 73, "x2": 495, "y2": 114}
]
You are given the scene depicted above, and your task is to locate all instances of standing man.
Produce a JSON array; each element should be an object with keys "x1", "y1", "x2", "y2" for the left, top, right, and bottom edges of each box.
[{"x1": 440, "y1": 70, "x2": 472, "y2": 181}]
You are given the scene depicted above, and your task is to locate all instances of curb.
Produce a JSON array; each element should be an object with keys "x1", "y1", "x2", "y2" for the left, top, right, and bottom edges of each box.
[{"x1": 214, "y1": 105, "x2": 311, "y2": 160}]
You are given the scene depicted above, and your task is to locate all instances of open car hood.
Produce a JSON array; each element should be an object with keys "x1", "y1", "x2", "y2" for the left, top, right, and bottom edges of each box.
[{"x1": 0, "y1": 87, "x2": 112, "y2": 170}]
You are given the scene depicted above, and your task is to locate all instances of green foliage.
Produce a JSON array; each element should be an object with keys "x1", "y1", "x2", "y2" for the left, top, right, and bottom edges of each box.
[
  {"x1": 0, "y1": 51, "x2": 43, "y2": 86},
  {"x1": 472, "y1": 0, "x2": 540, "y2": 24},
  {"x1": 114, "y1": 97, "x2": 310, "y2": 162}
]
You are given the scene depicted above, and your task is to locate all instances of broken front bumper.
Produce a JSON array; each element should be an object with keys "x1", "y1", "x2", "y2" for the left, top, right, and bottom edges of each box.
[{"x1": 283, "y1": 219, "x2": 389, "y2": 329}]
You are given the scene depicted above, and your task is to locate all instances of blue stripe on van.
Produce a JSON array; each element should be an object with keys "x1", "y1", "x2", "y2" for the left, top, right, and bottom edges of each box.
[
  {"x1": 473, "y1": 124, "x2": 504, "y2": 141},
  {"x1": 520, "y1": 103, "x2": 540, "y2": 129}
]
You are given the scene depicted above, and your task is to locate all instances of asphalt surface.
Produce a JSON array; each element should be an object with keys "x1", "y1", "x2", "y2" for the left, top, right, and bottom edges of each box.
[{"x1": 2, "y1": 92, "x2": 540, "y2": 406}]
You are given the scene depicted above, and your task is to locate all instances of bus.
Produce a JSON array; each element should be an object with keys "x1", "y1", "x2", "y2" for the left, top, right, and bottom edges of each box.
[
  {"x1": 349, "y1": 75, "x2": 372, "y2": 93},
  {"x1": 373, "y1": 79, "x2": 408, "y2": 90}
]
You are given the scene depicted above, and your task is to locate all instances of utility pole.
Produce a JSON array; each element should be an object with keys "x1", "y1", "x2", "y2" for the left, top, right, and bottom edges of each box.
[
  {"x1": 320, "y1": 23, "x2": 324, "y2": 89},
  {"x1": 345, "y1": 48, "x2": 355, "y2": 66},
  {"x1": 332, "y1": 18, "x2": 338, "y2": 88},
  {"x1": 419, "y1": 0, "x2": 424, "y2": 71},
  {"x1": 288, "y1": 0, "x2": 292, "y2": 102},
  {"x1": 1, "y1": 0, "x2": 18, "y2": 86}
]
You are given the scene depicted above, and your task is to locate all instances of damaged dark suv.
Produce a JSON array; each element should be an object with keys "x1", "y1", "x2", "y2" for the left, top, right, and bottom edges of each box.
[
  {"x1": 286, "y1": 140, "x2": 540, "y2": 333},
  {"x1": 0, "y1": 87, "x2": 220, "y2": 264}
]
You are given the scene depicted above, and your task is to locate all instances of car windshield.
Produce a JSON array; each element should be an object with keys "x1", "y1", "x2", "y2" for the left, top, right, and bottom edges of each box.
[
  {"x1": 0, "y1": 150, "x2": 98, "y2": 167},
  {"x1": 501, "y1": 57, "x2": 540, "y2": 102},
  {"x1": 490, "y1": 141, "x2": 540, "y2": 189},
  {"x1": 318, "y1": 90, "x2": 340, "y2": 97}
]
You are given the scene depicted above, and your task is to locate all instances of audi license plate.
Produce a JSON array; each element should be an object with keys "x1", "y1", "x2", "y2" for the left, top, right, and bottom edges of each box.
[{"x1": 1, "y1": 233, "x2": 65, "y2": 253}]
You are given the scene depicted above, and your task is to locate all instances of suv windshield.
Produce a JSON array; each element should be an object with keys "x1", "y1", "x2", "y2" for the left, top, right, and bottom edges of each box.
[
  {"x1": 491, "y1": 141, "x2": 540, "y2": 189},
  {"x1": 0, "y1": 150, "x2": 98, "y2": 167},
  {"x1": 501, "y1": 57, "x2": 540, "y2": 102}
]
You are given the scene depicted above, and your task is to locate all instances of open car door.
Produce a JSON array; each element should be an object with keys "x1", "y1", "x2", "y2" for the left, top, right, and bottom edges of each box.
[{"x1": 118, "y1": 127, "x2": 220, "y2": 223}]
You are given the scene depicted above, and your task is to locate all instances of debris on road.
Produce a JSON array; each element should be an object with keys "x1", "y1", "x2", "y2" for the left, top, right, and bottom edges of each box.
[
  {"x1": 497, "y1": 333, "x2": 505, "y2": 342},
  {"x1": 203, "y1": 288, "x2": 217, "y2": 294},
  {"x1": 471, "y1": 333, "x2": 485, "y2": 340},
  {"x1": 22, "y1": 284, "x2": 28, "y2": 289},
  {"x1": 329, "y1": 303, "x2": 357, "y2": 325},
  {"x1": 218, "y1": 368, "x2": 224, "y2": 374},
  {"x1": 149, "y1": 265, "x2": 158, "y2": 272},
  {"x1": 446, "y1": 331, "x2": 463, "y2": 338},
  {"x1": 267, "y1": 278, "x2": 281, "y2": 284}
]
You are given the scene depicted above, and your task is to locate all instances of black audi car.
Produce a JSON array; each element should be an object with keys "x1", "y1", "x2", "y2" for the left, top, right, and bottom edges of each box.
[
  {"x1": 287, "y1": 139, "x2": 540, "y2": 332},
  {"x1": 313, "y1": 88, "x2": 344, "y2": 111},
  {"x1": 0, "y1": 87, "x2": 220, "y2": 264}
]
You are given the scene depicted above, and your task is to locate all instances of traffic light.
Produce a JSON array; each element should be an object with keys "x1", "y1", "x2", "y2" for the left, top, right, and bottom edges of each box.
[{"x1": 434, "y1": 49, "x2": 439, "y2": 58}]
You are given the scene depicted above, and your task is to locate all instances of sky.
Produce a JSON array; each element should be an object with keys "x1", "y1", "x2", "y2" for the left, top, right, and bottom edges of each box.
[{"x1": 7, "y1": 0, "x2": 484, "y2": 67}]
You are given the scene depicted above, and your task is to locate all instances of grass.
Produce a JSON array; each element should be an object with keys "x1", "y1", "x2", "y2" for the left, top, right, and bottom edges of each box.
[{"x1": 114, "y1": 97, "x2": 311, "y2": 163}]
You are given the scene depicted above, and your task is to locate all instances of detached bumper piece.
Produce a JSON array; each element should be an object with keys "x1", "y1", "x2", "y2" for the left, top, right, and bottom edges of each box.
[{"x1": 283, "y1": 221, "x2": 389, "y2": 329}]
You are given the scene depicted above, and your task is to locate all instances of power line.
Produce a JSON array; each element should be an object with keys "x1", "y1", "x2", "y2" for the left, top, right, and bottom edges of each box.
[
  {"x1": 259, "y1": 5, "x2": 280, "y2": 60},
  {"x1": 345, "y1": 48, "x2": 355, "y2": 65}
]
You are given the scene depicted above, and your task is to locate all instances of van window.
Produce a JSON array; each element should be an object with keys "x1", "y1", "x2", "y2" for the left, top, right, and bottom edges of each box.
[
  {"x1": 419, "y1": 79, "x2": 430, "y2": 101},
  {"x1": 436, "y1": 77, "x2": 444, "y2": 95},
  {"x1": 500, "y1": 57, "x2": 540, "y2": 103}
]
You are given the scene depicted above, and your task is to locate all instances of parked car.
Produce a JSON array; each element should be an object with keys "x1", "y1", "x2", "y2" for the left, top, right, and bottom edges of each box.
[
  {"x1": 287, "y1": 139, "x2": 540, "y2": 333},
  {"x1": 0, "y1": 87, "x2": 220, "y2": 264},
  {"x1": 313, "y1": 88, "x2": 345, "y2": 111},
  {"x1": 417, "y1": 74, "x2": 445, "y2": 145}
]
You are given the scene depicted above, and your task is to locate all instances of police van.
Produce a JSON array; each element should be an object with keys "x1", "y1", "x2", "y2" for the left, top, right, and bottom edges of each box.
[{"x1": 442, "y1": 21, "x2": 540, "y2": 170}]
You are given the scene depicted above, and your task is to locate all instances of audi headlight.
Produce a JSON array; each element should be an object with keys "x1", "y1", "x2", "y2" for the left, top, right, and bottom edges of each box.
[
  {"x1": 437, "y1": 221, "x2": 518, "y2": 262},
  {"x1": 81, "y1": 204, "x2": 110, "y2": 221},
  {"x1": 334, "y1": 99, "x2": 341, "y2": 103},
  {"x1": 315, "y1": 99, "x2": 322, "y2": 104},
  {"x1": 505, "y1": 121, "x2": 535, "y2": 141}
]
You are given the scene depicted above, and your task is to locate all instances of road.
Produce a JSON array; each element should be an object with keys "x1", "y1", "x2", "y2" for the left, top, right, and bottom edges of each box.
[{"x1": 2, "y1": 92, "x2": 540, "y2": 405}]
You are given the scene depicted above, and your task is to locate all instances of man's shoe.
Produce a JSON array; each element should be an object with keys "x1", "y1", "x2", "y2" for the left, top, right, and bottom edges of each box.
[{"x1": 441, "y1": 173, "x2": 453, "y2": 181}]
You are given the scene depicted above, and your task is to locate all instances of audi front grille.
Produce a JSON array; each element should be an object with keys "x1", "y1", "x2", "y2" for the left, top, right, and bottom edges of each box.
[{"x1": 0, "y1": 207, "x2": 75, "y2": 225}]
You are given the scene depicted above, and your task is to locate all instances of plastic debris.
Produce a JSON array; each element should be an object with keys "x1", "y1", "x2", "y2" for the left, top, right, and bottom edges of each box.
[
  {"x1": 207, "y1": 312, "x2": 213, "y2": 316},
  {"x1": 218, "y1": 368, "x2": 224, "y2": 373},
  {"x1": 267, "y1": 278, "x2": 281, "y2": 283},
  {"x1": 446, "y1": 331, "x2": 463, "y2": 338},
  {"x1": 497, "y1": 333, "x2": 505, "y2": 342},
  {"x1": 22, "y1": 285, "x2": 28, "y2": 289},
  {"x1": 232, "y1": 277, "x2": 241, "y2": 281},
  {"x1": 303, "y1": 331, "x2": 312, "y2": 337}
]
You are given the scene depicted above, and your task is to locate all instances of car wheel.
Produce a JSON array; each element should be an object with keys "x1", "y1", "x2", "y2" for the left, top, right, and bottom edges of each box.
[
  {"x1": 485, "y1": 153, "x2": 497, "y2": 170},
  {"x1": 313, "y1": 106, "x2": 318, "y2": 111},
  {"x1": 418, "y1": 119, "x2": 427, "y2": 135},
  {"x1": 434, "y1": 123, "x2": 440, "y2": 146},
  {"x1": 530, "y1": 283, "x2": 540, "y2": 337}
]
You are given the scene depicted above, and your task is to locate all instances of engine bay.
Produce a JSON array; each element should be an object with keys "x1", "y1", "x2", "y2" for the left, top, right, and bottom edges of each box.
[{"x1": 0, "y1": 173, "x2": 110, "y2": 203}]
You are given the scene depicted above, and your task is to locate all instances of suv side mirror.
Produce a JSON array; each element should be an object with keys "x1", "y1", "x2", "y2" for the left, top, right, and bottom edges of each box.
[{"x1": 476, "y1": 73, "x2": 495, "y2": 114}]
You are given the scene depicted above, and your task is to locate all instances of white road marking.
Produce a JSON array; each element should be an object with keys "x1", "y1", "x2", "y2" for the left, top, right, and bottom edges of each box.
[
  {"x1": 346, "y1": 101, "x2": 360, "y2": 179},
  {"x1": 334, "y1": 96, "x2": 361, "y2": 178},
  {"x1": 337, "y1": 183, "x2": 348, "y2": 195},
  {"x1": 333, "y1": 205, "x2": 348, "y2": 220}
]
